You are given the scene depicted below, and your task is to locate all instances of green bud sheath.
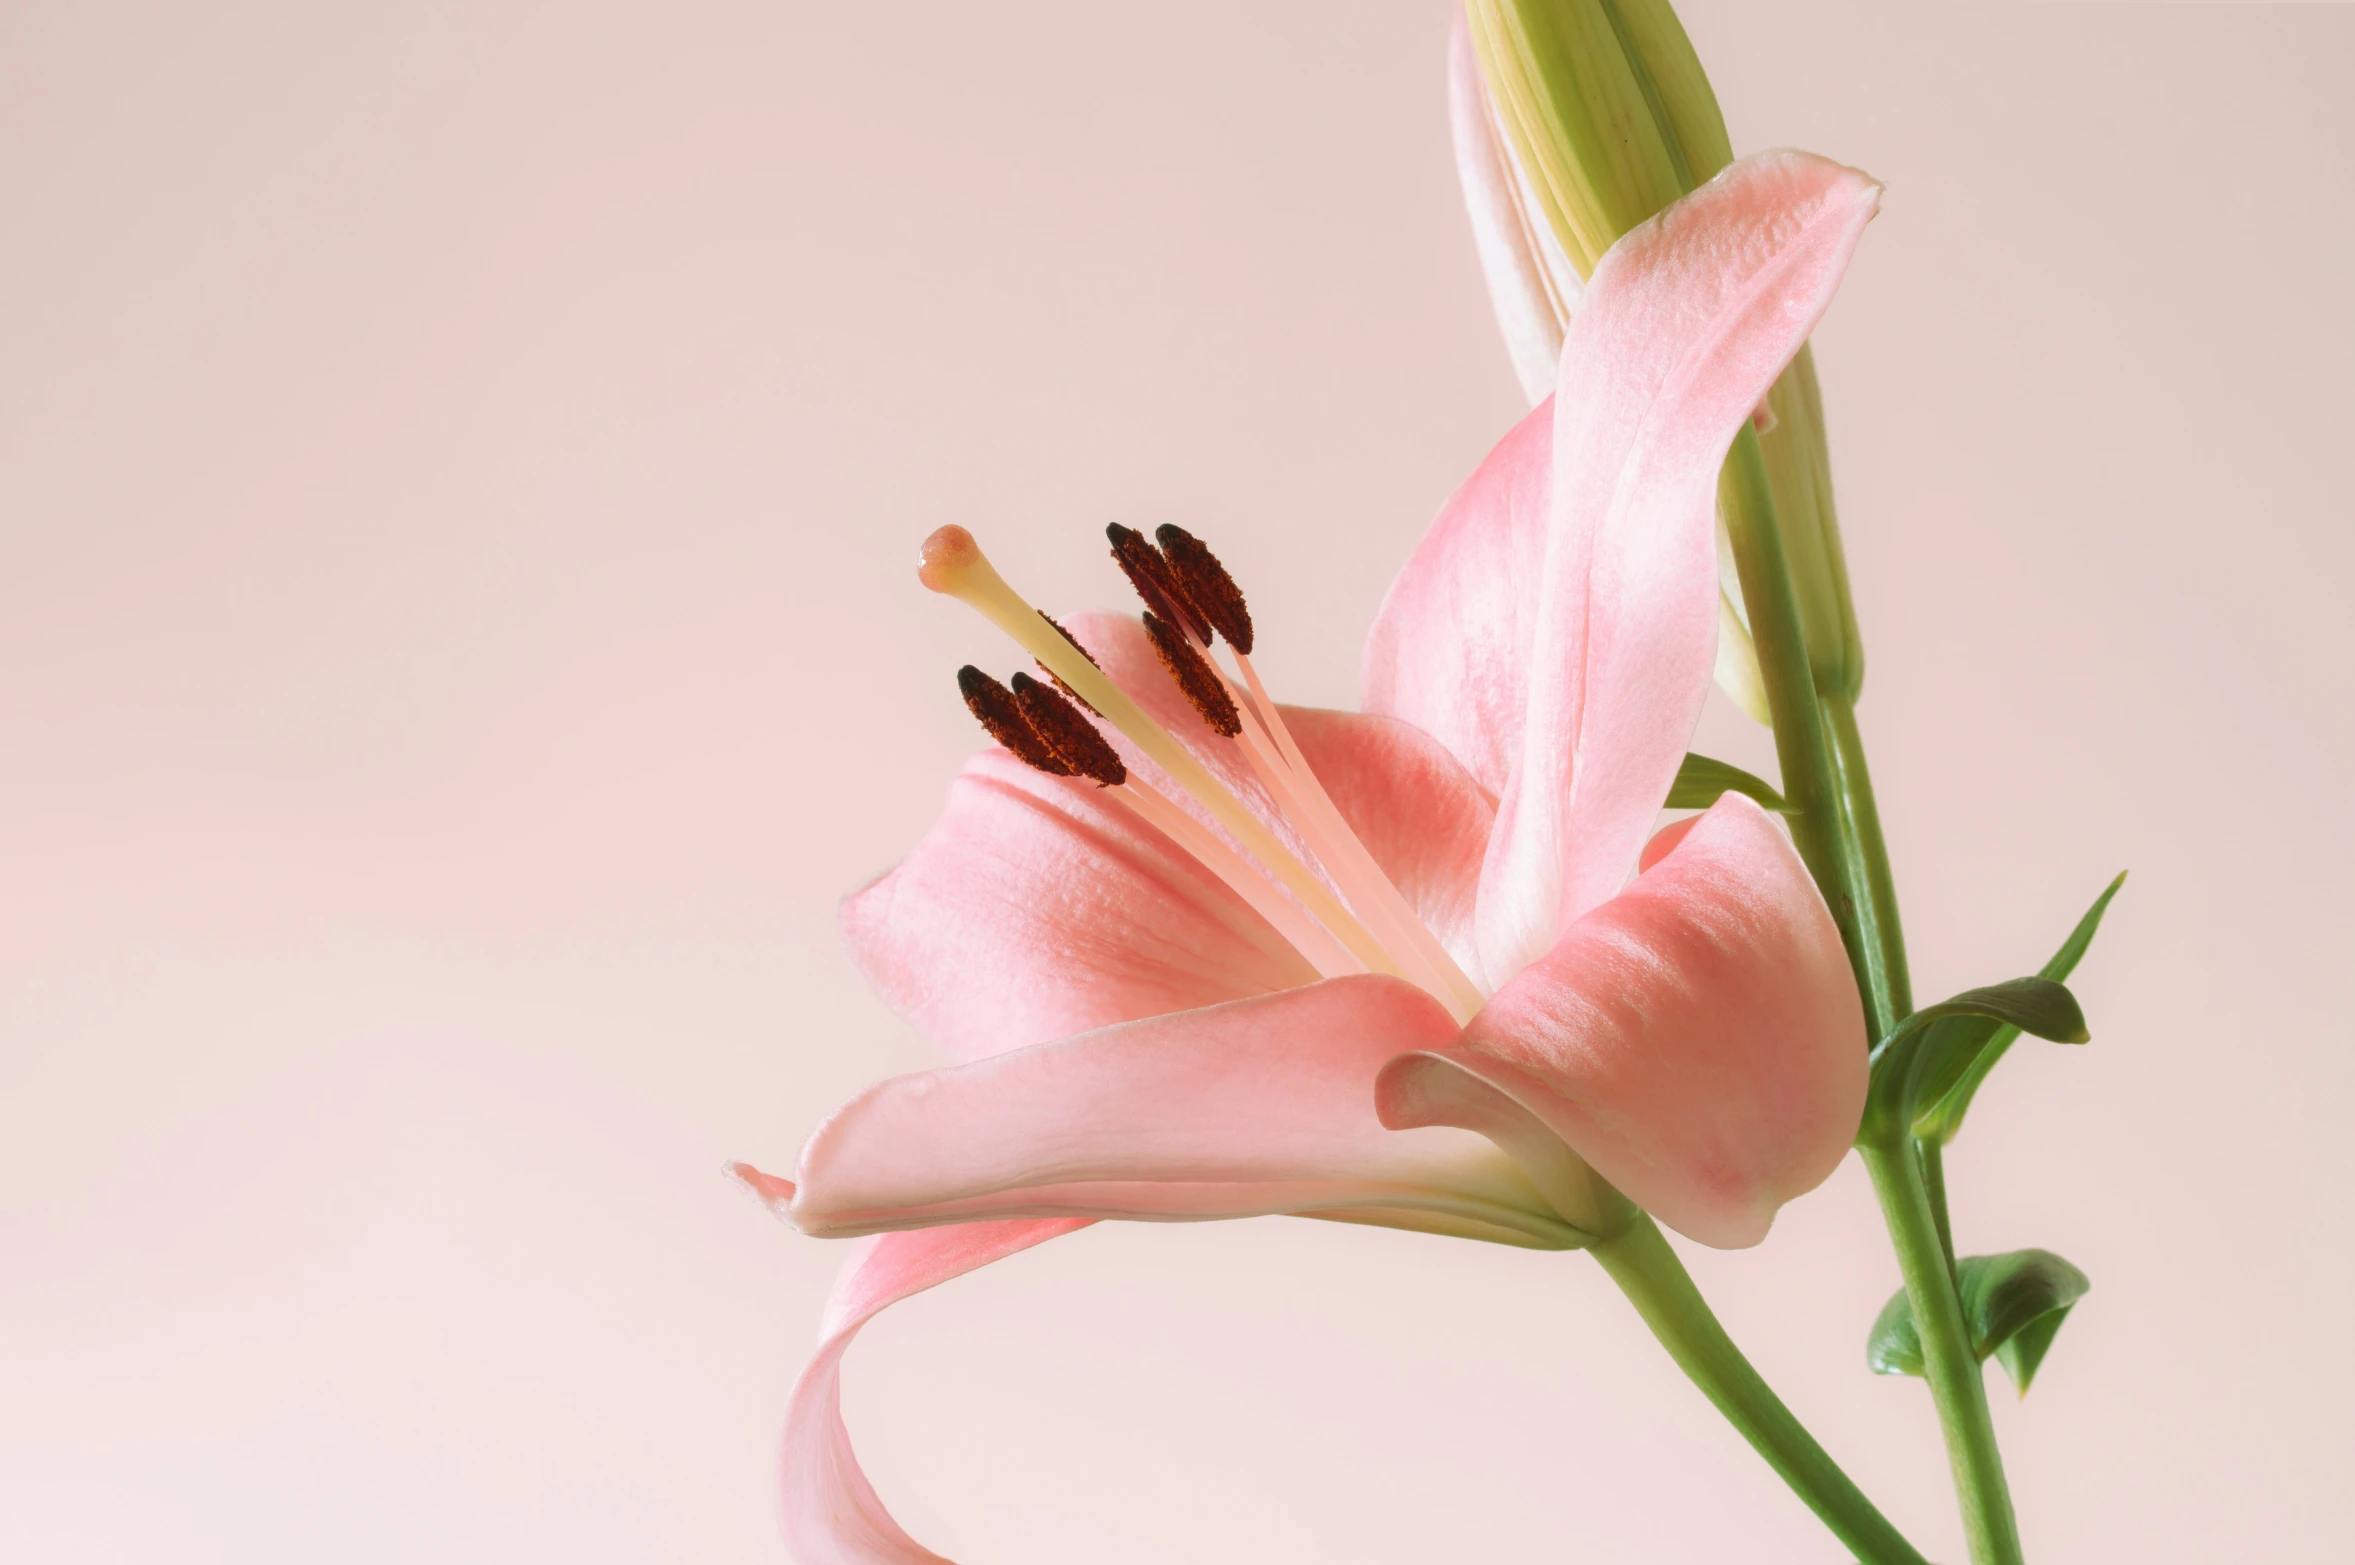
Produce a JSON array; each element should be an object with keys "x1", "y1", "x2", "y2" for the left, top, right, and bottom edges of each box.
[{"x1": 1755, "y1": 347, "x2": 1865, "y2": 699}]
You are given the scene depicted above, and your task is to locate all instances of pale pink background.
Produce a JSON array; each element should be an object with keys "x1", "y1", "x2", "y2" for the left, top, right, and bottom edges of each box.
[{"x1": 4, "y1": 2, "x2": 2349, "y2": 1560}]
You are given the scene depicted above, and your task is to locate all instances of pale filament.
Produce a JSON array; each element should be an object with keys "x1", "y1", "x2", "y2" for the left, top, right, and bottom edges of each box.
[
  {"x1": 1225, "y1": 649, "x2": 1487, "y2": 1018},
  {"x1": 1221, "y1": 703, "x2": 1461, "y2": 1005},
  {"x1": 1220, "y1": 679, "x2": 1485, "y2": 1022},
  {"x1": 921, "y1": 528, "x2": 1402, "y2": 981},
  {"x1": 1108, "y1": 780, "x2": 1362, "y2": 981}
]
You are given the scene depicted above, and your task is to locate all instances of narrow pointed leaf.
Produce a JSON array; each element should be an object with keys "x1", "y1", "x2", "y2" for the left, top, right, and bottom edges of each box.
[
  {"x1": 1916, "y1": 873, "x2": 2126, "y2": 1143},
  {"x1": 1912, "y1": 977, "x2": 2090, "y2": 1045},
  {"x1": 1994, "y1": 1304, "x2": 2073, "y2": 1396},
  {"x1": 1665, "y1": 751, "x2": 1786, "y2": 813},
  {"x1": 1865, "y1": 1249, "x2": 2090, "y2": 1396},
  {"x1": 1860, "y1": 977, "x2": 2087, "y2": 1145}
]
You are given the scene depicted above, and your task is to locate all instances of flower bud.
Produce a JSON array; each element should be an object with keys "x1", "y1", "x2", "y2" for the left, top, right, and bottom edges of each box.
[
  {"x1": 1456, "y1": 1, "x2": 1865, "y2": 703},
  {"x1": 1461, "y1": 0, "x2": 1731, "y2": 280}
]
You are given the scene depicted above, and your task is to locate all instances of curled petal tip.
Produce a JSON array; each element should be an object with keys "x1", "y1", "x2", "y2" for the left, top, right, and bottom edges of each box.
[{"x1": 729, "y1": 1160, "x2": 799, "y2": 1216}]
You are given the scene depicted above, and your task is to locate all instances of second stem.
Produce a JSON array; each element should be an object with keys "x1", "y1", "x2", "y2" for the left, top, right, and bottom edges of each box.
[{"x1": 1590, "y1": 1214, "x2": 1929, "y2": 1565}]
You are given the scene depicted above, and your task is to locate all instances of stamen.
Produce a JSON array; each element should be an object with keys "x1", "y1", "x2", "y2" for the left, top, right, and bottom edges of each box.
[
  {"x1": 956, "y1": 656, "x2": 1347, "y2": 975},
  {"x1": 1009, "y1": 672, "x2": 1125, "y2": 786},
  {"x1": 1105, "y1": 779, "x2": 1360, "y2": 979},
  {"x1": 918, "y1": 525, "x2": 1400, "y2": 980},
  {"x1": 1131, "y1": 522, "x2": 1482, "y2": 1015},
  {"x1": 1142, "y1": 612, "x2": 1241, "y2": 737},
  {"x1": 1106, "y1": 524, "x2": 1213, "y2": 644},
  {"x1": 1219, "y1": 706, "x2": 1462, "y2": 1007},
  {"x1": 1224, "y1": 676, "x2": 1485, "y2": 1022},
  {"x1": 1037, "y1": 613, "x2": 1102, "y2": 715},
  {"x1": 1155, "y1": 525, "x2": 1254, "y2": 655},
  {"x1": 957, "y1": 665, "x2": 1071, "y2": 776}
]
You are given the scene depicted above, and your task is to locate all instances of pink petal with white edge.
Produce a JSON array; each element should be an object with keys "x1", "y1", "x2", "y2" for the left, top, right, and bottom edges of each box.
[
  {"x1": 790, "y1": 976, "x2": 1588, "y2": 1250},
  {"x1": 1394, "y1": 143, "x2": 1874, "y2": 979},
  {"x1": 1377, "y1": 796, "x2": 1867, "y2": 1249},
  {"x1": 746, "y1": 1196, "x2": 1089, "y2": 1565},
  {"x1": 1462, "y1": 151, "x2": 1880, "y2": 984},
  {"x1": 841, "y1": 746, "x2": 1319, "y2": 1064},
  {"x1": 1448, "y1": 8, "x2": 1574, "y2": 404}
]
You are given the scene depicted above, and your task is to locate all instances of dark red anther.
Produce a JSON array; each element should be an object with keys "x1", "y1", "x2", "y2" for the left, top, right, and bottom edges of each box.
[
  {"x1": 1141, "y1": 612, "x2": 1241, "y2": 738},
  {"x1": 1107, "y1": 524, "x2": 1213, "y2": 645},
  {"x1": 1154, "y1": 525, "x2": 1254, "y2": 655},
  {"x1": 956, "y1": 665, "x2": 1071, "y2": 776},
  {"x1": 1010, "y1": 673, "x2": 1125, "y2": 786}
]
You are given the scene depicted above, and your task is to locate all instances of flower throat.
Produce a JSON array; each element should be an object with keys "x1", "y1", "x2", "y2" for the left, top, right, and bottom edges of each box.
[{"x1": 919, "y1": 522, "x2": 1484, "y2": 1023}]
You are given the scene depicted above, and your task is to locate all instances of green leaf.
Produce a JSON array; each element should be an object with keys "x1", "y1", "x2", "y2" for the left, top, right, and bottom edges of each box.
[
  {"x1": 1914, "y1": 873, "x2": 2126, "y2": 1144},
  {"x1": 1865, "y1": 1250, "x2": 2090, "y2": 1396},
  {"x1": 1665, "y1": 752, "x2": 1786, "y2": 812},
  {"x1": 1994, "y1": 1306, "x2": 2073, "y2": 1397},
  {"x1": 1859, "y1": 977, "x2": 2088, "y2": 1146},
  {"x1": 1864, "y1": 1286, "x2": 1924, "y2": 1378}
]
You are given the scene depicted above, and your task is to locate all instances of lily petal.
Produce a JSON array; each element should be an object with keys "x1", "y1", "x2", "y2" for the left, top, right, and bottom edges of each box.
[
  {"x1": 789, "y1": 976, "x2": 1589, "y2": 1250},
  {"x1": 766, "y1": 1208, "x2": 1090, "y2": 1565},
  {"x1": 841, "y1": 746, "x2": 1318, "y2": 1063},
  {"x1": 1476, "y1": 151, "x2": 1883, "y2": 980},
  {"x1": 1361, "y1": 395, "x2": 1554, "y2": 802},
  {"x1": 1448, "y1": 7, "x2": 1575, "y2": 404},
  {"x1": 1377, "y1": 795, "x2": 1866, "y2": 1249}
]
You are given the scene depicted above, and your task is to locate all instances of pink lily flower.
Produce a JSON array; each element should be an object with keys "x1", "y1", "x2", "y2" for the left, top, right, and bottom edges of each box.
[{"x1": 743, "y1": 150, "x2": 1881, "y2": 1564}]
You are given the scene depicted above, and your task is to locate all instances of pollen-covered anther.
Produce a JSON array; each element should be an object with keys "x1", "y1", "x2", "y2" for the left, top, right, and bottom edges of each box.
[
  {"x1": 1154, "y1": 525, "x2": 1254, "y2": 655},
  {"x1": 1107, "y1": 525, "x2": 1213, "y2": 645},
  {"x1": 1009, "y1": 673, "x2": 1126, "y2": 787},
  {"x1": 955, "y1": 665, "x2": 1070, "y2": 776},
  {"x1": 1142, "y1": 612, "x2": 1242, "y2": 738}
]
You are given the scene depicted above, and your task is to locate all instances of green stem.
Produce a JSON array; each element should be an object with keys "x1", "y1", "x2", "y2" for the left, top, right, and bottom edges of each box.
[
  {"x1": 1719, "y1": 430, "x2": 1854, "y2": 941},
  {"x1": 1919, "y1": 1139, "x2": 1958, "y2": 1279},
  {"x1": 1821, "y1": 691, "x2": 1912, "y2": 1033},
  {"x1": 1719, "y1": 424, "x2": 2020, "y2": 1560},
  {"x1": 1590, "y1": 1215, "x2": 1930, "y2": 1565},
  {"x1": 1862, "y1": 1147, "x2": 2022, "y2": 1565}
]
